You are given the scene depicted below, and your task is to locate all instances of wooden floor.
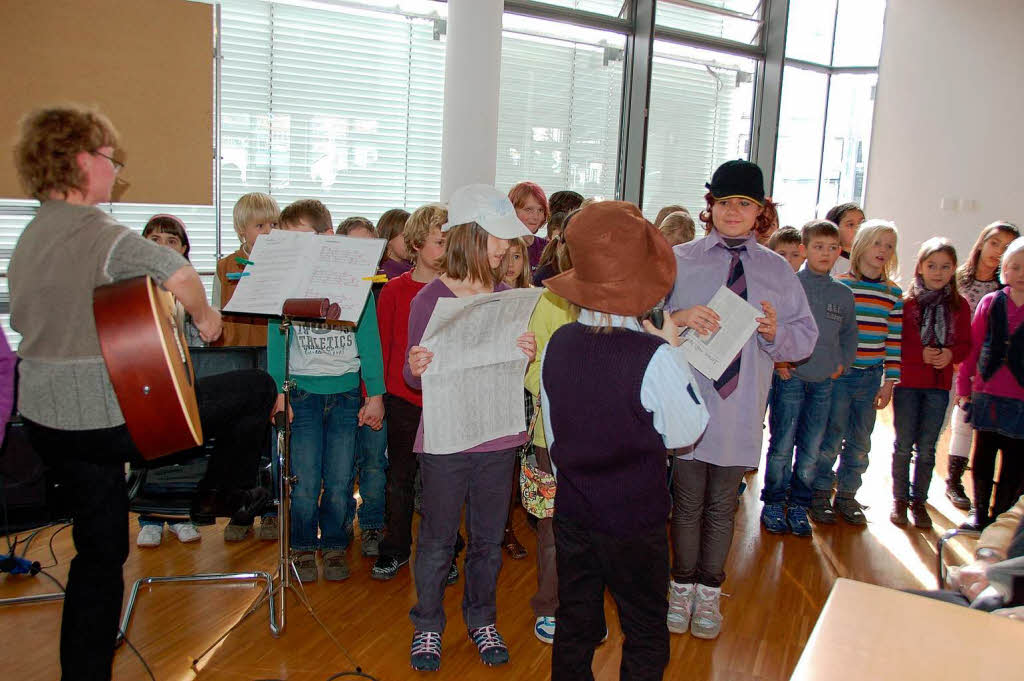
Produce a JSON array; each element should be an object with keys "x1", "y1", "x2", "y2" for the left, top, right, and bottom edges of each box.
[{"x1": 2, "y1": 410, "x2": 978, "y2": 681}]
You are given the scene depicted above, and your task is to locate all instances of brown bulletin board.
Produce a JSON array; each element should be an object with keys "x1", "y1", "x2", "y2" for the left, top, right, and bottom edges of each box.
[{"x1": 0, "y1": 0, "x2": 213, "y2": 204}]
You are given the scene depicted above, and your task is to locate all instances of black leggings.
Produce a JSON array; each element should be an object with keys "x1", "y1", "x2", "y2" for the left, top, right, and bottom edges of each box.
[{"x1": 971, "y1": 429, "x2": 1024, "y2": 526}]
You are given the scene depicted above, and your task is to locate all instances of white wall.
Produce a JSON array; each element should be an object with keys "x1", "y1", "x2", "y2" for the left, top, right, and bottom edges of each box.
[{"x1": 865, "y1": 0, "x2": 1024, "y2": 283}]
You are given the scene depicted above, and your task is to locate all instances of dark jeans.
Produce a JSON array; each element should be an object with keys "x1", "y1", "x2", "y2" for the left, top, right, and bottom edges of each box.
[
  {"x1": 410, "y1": 448, "x2": 516, "y2": 633},
  {"x1": 815, "y1": 365, "x2": 883, "y2": 495},
  {"x1": 353, "y1": 420, "x2": 388, "y2": 531},
  {"x1": 971, "y1": 428, "x2": 1024, "y2": 526},
  {"x1": 379, "y1": 394, "x2": 422, "y2": 560},
  {"x1": 670, "y1": 459, "x2": 746, "y2": 587},
  {"x1": 892, "y1": 387, "x2": 950, "y2": 501},
  {"x1": 552, "y1": 515, "x2": 669, "y2": 681},
  {"x1": 288, "y1": 388, "x2": 360, "y2": 551},
  {"x1": 26, "y1": 368, "x2": 276, "y2": 681},
  {"x1": 531, "y1": 445, "x2": 558, "y2": 618},
  {"x1": 762, "y1": 374, "x2": 833, "y2": 507}
]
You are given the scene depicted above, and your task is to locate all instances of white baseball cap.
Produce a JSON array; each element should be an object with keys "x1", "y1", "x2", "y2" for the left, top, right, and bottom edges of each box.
[{"x1": 442, "y1": 184, "x2": 533, "y2": 240}]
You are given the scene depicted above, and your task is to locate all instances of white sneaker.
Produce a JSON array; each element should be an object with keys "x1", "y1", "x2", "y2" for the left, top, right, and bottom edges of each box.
[
  {"x1": 667, "y1": 581, "x2": 695, "y2": 634},
  {"x1": 137, "y1": 524, "x2": 163, "y2": 547},
  {"x1": 534, "y1": 616, "x2": 555, "y2": 644},
  {"x1": 690, "y1": 584, "x2": 723, "y2": 639},
  {"x1": 169, "y1": 522, "x2": 201, "y2": 543}
]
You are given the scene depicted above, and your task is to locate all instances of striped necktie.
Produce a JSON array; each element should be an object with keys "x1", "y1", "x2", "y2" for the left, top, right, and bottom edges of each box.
[{"x1": 714, "y1": 245, "x2": 746, "y2": 398}]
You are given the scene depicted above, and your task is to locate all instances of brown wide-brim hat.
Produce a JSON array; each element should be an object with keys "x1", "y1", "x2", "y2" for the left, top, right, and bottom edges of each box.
[{"x1": 544, "y1": 201, "x2": 676, "y2": 317}]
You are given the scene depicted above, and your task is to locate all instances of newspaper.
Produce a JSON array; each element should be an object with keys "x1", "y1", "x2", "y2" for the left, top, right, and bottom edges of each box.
[
  {"x1": 222, "y1": 230, "x2": 385, "y2": 322},
  {"x1": 420, "y1": 287, "x2": 544, "y2": 454},
  {"x1": 681, "y1": 285, "x2": 762, "y2": 382}
]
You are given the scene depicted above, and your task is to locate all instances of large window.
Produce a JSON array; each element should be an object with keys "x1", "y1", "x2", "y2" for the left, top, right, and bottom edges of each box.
[
  {"x1": 773, "y1": 0, "x2": 885, "y2": 227},
  {"x1": 496, "y1": 14, "x2": 626, "y2": 204},
  {"x1": 643, "y1": 41, "x2": 756, "y2": 218}
]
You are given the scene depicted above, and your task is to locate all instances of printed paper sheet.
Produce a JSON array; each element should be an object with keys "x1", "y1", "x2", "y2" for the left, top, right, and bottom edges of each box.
[
  {"x1": 420, "y1": 287, "x2": 543, "y2": 454},
  {"x1": 681, "y1": 285, "x2": 762, "y2": 381},
  {"x1": 223, "y1": 230, "x2": 384, "y2": 322}
]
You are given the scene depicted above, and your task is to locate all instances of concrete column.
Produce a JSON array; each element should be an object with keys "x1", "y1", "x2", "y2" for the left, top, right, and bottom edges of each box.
[{"x1": 440, "y1": 0, "x2": 503, "y2": 200}]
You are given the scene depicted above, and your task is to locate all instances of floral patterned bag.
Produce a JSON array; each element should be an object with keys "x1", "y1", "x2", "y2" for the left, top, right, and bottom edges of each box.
[{"x1": 519, "y1": 396, "x2": 555, "y2": 519}]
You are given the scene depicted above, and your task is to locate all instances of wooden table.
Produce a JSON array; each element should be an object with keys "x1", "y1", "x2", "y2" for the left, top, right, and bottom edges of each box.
[{"x1": 790, "y1": 578, "x2": 1020, "y2": 680}]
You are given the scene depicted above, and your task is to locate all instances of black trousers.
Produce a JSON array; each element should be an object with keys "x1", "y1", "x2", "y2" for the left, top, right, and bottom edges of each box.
[
  {"x1": 552, "y1": 515, "x2": 669, "y2": 681},
  {"x1": 26, "y1": 369, "x2": 276, "y2": 681},
  {"x1": 379, "y1": 394, "x2": 421, "y2": 560}
]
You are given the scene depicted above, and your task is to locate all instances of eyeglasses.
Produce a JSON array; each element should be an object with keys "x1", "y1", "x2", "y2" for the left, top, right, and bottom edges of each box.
[{"x1": 92, "y1": 150, "x2": 124, "y2": 174}]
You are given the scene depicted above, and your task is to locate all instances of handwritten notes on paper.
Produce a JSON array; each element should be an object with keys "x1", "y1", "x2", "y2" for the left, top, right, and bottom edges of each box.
[
  {"x1": 420, "y1": 287, "x2": 544, "y2": 454},
  {"x1": 680, "y1": 285, "x2": 762, "y2": 381},
  {"x1": 223, "y1": 230, "x2": 385, "y2": 322}
]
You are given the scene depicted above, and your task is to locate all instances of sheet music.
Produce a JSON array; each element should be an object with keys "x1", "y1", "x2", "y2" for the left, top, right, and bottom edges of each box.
[
  {"x1": 420, "y1": 287, "x2": 543, "y2": 454},
  {"x1": 302, "y1": 237, "x2": 385, "y2": 322},
  {"x1": 680, "y1": 285, "x2": 762, "y2": 382},
  {"x1": 223, "y1": 230, "x2": 384, "y2": 322}
]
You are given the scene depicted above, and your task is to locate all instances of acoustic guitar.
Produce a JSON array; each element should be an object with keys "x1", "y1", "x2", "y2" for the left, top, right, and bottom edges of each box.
[{"x1": 93, "y1": 276, "x2": 203, "y2": 460}]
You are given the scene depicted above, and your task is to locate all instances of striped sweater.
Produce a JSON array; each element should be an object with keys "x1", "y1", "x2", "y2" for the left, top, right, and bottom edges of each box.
[{"x1": 839, "y1": 274, "x2": 903, "y2": 382}]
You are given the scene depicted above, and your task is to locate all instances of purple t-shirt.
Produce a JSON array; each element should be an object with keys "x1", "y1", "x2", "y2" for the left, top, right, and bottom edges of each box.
[
  {"x1": 380, "y1": 257, "x2": 412, "y2": 280},
  {"x1": 404, "y1": 278, "x2": 527, "y2": 454}
]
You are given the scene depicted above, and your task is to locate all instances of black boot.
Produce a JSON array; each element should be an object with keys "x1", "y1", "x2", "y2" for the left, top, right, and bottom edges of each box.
[{"x1": 945, "y1": 456, "x2": 971, "y2": 510}]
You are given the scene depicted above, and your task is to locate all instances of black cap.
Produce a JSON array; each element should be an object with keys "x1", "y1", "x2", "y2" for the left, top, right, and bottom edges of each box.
[{"x1": 705, "y1": 160, "x2": 765, "y2": 205}]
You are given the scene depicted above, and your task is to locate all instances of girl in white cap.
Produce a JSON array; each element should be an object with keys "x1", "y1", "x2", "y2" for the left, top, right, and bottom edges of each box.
[{"x1": 404, "y1": 185, "x2": 537, "y2": 671}]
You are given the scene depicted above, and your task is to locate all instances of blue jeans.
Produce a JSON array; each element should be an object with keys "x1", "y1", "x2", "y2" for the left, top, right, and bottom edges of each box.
[
  {"x1": 350, "y1": 421, "x2": 388, "y2": 531},
  {"x1": 761, "y1": 374, "x2": 833, "y2": 507},
  {"x1": 815, "y1": 365, "x2": 883, "y2": 496},
  {"x1": 891, "y1": 387, "x2": 950, "y2": 501},
  {"x1": 288, "y1": 388, "x2": 360, "y2": 552}
]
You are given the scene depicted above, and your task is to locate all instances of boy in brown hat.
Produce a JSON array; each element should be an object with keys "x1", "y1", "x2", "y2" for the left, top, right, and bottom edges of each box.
[{"x1": 540, "y1": 201, "x2": 709, "y2": 681}]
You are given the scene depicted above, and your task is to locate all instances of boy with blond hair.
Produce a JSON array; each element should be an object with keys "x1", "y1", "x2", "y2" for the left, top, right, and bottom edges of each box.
[{"x1": 212, "y1": 191, "x2": 279, "y2": 348}]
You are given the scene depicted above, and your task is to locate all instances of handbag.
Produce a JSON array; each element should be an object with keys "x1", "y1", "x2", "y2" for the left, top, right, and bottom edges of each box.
[{"x1": 519, "y1": 396, "x2": 556, "y2": 519}]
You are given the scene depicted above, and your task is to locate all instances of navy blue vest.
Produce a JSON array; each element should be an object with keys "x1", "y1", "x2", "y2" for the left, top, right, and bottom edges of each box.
[{"x1": 543, "y1": 322, "x2": 668, "y2": 537}]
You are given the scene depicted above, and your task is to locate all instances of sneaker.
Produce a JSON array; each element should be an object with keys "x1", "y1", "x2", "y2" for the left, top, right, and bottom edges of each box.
[
  {"x1": 959, "y1": 512, "x2": 984, "y2": 531},
  {"x1": 889, "y1": 500, "x2": 909, "y2": 527},
  {"x1": 293, "y1": 551, "x2": 318, "y2": 583},
  {"x1": 809, "y1": 492, "x2": 836, "y2": 525},
  {"x1": 690, "y1": 584, "x2": 723, "y2": 640},
  {"x1": 446, "y1": 559, "x2": 460, "y2": 586},
  {"x1": 909, "y1": 500, "x2": 933, "y2": 529},
  {"x1": 468, "y1": 624, "x2": 509, "y2": 666},
  {"x1": 257, "y1": 515, "x2": 278, "y2": 541},
  {"x1": 223, "y1": 521, "x2": 251, "y2": 542},
  {"x1": 410, "y1": 630, "x2": 442, "y2": 672},
  {"x1": 169, "y1": 522, "x2": 200, "y2": 543},
  {"x1": 137, "y1": 524, "x2": 163, "y2": 547},
  {"x1": 760, "y1": 502, "x2": 788, "y2": 534},
  {"x1": 786, "y1": 505, "x2": 812, "y2": 537},
  {"x1": 534, "y1": 616, "x2": 555, "y2": 644},
  {"x1": 361, "y1": 528, "x2": 383, "y2": 557},
  {"x1": 667, "y1": 581, "x2": 695, "y2": 634},
  {"x1": 834, "y1": 495, "x2": 867, "y2": 525},
  {"x1": 323, "y1": 549, "x2": 350, "y2": 581},
  {"x1": 371, "y1": 554, "x2": 409, "y2": 581}
]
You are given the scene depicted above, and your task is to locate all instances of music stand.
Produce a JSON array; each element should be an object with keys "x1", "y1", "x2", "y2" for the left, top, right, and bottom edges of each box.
[{"x1": 188, "y1": 298, "x2": 363, "y2": 671}]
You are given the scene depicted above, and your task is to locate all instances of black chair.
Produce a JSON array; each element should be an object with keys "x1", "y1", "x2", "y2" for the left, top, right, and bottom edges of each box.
[{"x1": 117, "y1": 346, "x2": 280, "y2": 644}]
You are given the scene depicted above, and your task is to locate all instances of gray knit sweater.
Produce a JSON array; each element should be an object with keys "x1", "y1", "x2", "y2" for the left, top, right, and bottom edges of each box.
[{"x1": 9, "y1": 201, "x2": 188, "y2": 430}]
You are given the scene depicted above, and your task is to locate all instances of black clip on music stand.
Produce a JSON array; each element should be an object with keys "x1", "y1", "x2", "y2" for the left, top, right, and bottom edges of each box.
[{"x1": 189, "y1": 298, "x2": 365, "y2": 674}]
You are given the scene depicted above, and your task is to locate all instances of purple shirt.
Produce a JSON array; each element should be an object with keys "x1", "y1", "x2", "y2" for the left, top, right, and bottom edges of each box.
[
  {"x1": 666, "y1": 230, "x2": 818, "y2": 468},
  {"x1": 0, "y1": 331, "x2": 14, "y2": 446},
  {"x1": 527, "y1": 235, "x2": 548, "y2": 269},
  {"x1": 380, "y1": 257, "x2": 412, "y2": 280},
  {"x1": 404, "y1": 278, "x2": 527, "y2": 454}
]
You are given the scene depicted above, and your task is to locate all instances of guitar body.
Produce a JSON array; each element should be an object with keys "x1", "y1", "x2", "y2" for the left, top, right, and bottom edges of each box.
[{"x1": 93, "y1": 276, "x2": 203, "y2": 460}]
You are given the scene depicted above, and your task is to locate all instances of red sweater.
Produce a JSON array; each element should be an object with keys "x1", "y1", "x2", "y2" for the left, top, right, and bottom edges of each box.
[
  {"x1": 377, "y1": 271, "x2": 427, "y2": 406},
  {"x1": 899, "y1": 294, "x2": 971, "y2": 390}
]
